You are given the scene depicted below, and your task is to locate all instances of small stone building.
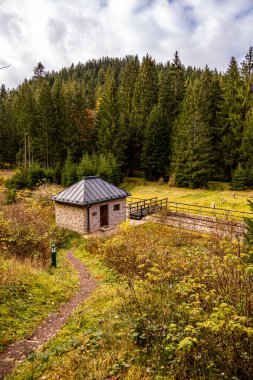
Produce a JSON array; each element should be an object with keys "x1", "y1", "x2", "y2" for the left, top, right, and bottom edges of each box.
[{"x1": 51, "y1": 176, "x2": 130, "y2": 234}]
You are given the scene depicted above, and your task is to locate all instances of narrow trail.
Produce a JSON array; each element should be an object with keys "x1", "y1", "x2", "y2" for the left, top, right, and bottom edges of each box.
[{"x1": 0, "y1": 250, "x2": 97, "y2": 379}]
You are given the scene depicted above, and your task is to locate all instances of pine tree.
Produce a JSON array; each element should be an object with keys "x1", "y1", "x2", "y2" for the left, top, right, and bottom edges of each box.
[
  {"x1": 172, "y1": 78, "x2": 213, "y2": 188},
  {"x1": 141, "y1": 105, "x2": 170, "y2": 180}
]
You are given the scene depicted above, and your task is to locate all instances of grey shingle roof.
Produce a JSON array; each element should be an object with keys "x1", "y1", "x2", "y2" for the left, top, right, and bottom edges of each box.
[{"x1": 51, "y1": 176, "x2": 130, "y2": 206}]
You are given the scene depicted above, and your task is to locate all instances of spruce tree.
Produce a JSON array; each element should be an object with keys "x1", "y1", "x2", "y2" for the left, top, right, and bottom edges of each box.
[
  {"x1": 240, "y1": 109, "x2": 253, "y2": 171},
  {"x1": 141, "y1": 105, "x2": 170, "y2": 180},
  {"x1": 230, "y1": 164, "x2": 247, "y2": 190},
  {"x1": 95, "y1": 69, "x2": 124, "y2": 161},
  {"x1": 61, "y1": 152, "x2": 78, "y2": 186},
  {"x1": 172, "y1": 78, "x2": 213, "y2": 188},
  {"x1": 36, "y1": 80, "x2": 55, "y2": 168},
  {"x1": 130, "y1": 54, "x2": 158, "y2": 170},
  {"x1": 167, "y1": 51, "x2": 185, "y2": 119},
  {"x1": 77, "y1": 152, "x2": 95, "y2": 179},
  {"x1": 118, "y1": 55, "x2": 139, "y2": 174},
  {"x1": 218, "y1": 57, "x2": 243, "y2": 179},
  {"x1": 240, "y1": 46, "x2": 253, "y2": 119}
]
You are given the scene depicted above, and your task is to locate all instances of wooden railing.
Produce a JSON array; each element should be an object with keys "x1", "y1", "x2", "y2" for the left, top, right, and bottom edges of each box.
[{"x1": 127, "y1": 197, "x2": 253, "y2": 236}]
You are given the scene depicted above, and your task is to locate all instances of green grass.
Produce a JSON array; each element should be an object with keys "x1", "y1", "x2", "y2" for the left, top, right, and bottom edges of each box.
[
  {"x1": 0, "y1": 248, "x2": 79, "y2": 352},
  {"x1": 6, "y1": 224, "x2": 253, "y2": 379},
  {"x1": 122, "y1": 178, "x2": 253, "y2": 212},
  {"x1": 6, "y1": 240, "x2": 133, "y2": 380}
]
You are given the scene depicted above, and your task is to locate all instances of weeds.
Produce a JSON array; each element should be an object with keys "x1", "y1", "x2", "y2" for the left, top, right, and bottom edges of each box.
[{"x1": 6, "y1": 223, "x2": 253, "y2": 379}]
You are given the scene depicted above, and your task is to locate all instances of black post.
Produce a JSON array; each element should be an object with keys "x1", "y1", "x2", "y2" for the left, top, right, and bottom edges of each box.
[{"x1": 51, "y1": 243, "x2": 56, "y2": 267}]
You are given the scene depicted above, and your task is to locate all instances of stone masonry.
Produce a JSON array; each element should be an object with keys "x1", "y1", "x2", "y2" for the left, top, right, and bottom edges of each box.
[
  {"x1": 89, "y1": 198, "x2": 126, "y2": 233},
  {"x1": 55, "y1": 203, "x2": 87, "y2": 234},
  {"x1": 54, "y1": 198, "x2": 127, "y2": 234}
]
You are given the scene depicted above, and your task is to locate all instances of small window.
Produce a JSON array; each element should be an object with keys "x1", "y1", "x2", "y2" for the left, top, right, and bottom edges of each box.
[
  {"x1": 92, "y1": 211, "x2": 97, "y2": 217},
  {"x1": 113, "y1": 204, "x2": 120, "y2": 211}
]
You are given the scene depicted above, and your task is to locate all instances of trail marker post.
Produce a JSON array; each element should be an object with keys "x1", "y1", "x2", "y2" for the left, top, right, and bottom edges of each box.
[{"x1": 51, "y1": 243, "x2": 57, "y2": 267}]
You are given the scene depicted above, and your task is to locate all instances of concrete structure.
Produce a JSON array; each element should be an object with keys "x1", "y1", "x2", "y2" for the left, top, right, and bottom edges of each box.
[{"x1": 51, "y1": 176, "x2": 130, "y2": 234}]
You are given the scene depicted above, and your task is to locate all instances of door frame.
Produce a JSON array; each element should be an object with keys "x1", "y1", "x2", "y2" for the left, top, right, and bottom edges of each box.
[{"x1": 100, "y1": 204, "x2": 109, "y2": 227}]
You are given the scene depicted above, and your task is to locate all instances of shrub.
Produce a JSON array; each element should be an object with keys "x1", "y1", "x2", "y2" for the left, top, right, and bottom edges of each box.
[
  {"x1": 0, "y1": 198, "x2": 68, "y2": 265},
  {"x1": 88, "y1": 224, "x2": 253, "y2": 379},
  {"x1": 5, "y1": 169, "x2": 29, "y2": 190}
]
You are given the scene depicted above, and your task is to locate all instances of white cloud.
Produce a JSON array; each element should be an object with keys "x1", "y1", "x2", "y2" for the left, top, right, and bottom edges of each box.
[{"x1": 0, "y1": 0, "x2": 253, "y2": 88}]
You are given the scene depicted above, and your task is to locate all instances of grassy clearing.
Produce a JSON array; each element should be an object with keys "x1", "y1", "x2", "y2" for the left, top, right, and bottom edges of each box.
[
  {"x1": 122, "y1": 177, "x2": 253, "y2": 212},
  {"x1": 0, "y1": 248, "x2": 79, "y2": 352},
  {"x1": 6, "y1": 242, "x2": 136, "y2": 380},
  {"x1": 0, "y1": 184, "x2": 82, "y2": 353},
  {"x1": 9, "y1": 222, "x2": 253, "y2": 379}
]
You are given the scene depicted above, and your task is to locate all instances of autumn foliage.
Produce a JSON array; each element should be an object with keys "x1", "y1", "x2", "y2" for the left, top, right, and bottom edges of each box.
[{"x1": 88, "y1": 222, "x2": 253, "y2": 379}]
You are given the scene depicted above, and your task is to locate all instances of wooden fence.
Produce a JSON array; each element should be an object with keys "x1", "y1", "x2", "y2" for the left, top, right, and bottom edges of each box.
[{"x1": 127, "y1": 197, "x2": 253, "y2": 237}]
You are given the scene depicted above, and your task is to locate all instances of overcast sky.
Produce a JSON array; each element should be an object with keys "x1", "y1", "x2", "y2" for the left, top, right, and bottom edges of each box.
[{"x1": 0, "y1": 0, "x2": 253, "y2": 89}]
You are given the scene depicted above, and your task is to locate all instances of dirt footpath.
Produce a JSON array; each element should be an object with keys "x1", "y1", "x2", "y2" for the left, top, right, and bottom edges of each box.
[{"x1": 0, "y1": 250, "x2": 97, "y2": 379}]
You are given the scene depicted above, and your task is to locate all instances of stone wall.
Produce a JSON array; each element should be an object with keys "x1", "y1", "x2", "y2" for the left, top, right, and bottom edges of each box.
[
  {"x1": 55, "y1": 203, "x2": 87, "y2": 234},
  {"x1": 54, "y1": 198, "x2": 127, "y2": 234},
  {"x1": 150, "y1": 211, "x2": 245, "y2": 237},
  {"x1": 89, "y1": 198, "x2": 126, "y2": 232}
]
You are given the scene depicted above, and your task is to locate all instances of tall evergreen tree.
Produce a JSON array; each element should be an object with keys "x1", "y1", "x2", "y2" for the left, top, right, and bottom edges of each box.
[
  {"x1": 240, "y1": 109, "x2": 253, "y2": 172},
  {"x1": 118, "y1": 56, "x2": 139, "y2": 173},
  {"x1": 141, "y1": 105, "x2": 170, "y2": 180},
  {"x1": 36, "y1": 80, "x2": 55, "y2": 168},
  {"x1": 218, "y1": 57, "x2": 243, "y2": 179},
  {"x1": 130, "y1": 54, "x2": 158, "y2": 170},
  {"x1": 95, "y1": 69, "x2": 124, "y2": 161},
  {"x1": 240, "y1": 46, "x2": 253, "y2": 120},
  {"x1": 16, "y1": 82, "x2": 38, "y2": 168},
  {"x1": 172, "y1": 78, "x2": 213, "y2": 188},
  {"x1": 167, "y1": 52, "x2": 185, "y2": 117}
]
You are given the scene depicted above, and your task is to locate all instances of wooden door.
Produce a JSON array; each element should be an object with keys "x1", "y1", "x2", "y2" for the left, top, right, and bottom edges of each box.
[{"x1": 100, "y1": 204, "x2": 109, "y2": 227}]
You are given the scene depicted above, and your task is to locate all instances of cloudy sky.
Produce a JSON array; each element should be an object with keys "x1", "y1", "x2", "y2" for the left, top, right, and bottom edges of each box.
[{"x1": 0, "y1": 0, "x2": 253, "y2": 89}]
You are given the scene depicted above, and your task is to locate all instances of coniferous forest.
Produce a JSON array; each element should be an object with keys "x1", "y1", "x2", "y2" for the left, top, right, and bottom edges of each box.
[{"x1": 1, "y1": 47, "x2": 253, "y2": 189}]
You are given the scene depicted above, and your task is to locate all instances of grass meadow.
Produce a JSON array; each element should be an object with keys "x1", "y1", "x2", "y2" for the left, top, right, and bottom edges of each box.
[
  {"x1": 8, "y1": 222, "x2": 253, "y2": 380},
  {"x1": 122, "y1": 177, "x2": 253, "y2": 212}
]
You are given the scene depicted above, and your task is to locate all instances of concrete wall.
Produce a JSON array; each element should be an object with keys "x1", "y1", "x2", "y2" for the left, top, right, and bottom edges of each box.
[
  {"x1": 55, "y1": 203, "x2": 87, "y2": 234},
  {"x1": 55, "y1": 197, "x2": 127, "y2": 234}
]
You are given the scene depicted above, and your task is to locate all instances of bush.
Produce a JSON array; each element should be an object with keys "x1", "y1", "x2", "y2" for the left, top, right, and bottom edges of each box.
[
  {"x1": 0, "y1": 198, "x2": 68, "y2": 265},
  {"x1": 5, "y1": 169, "x2": 29, "y2": 190},
  {"x1": 28, "y1": 164, "x2": 46, "y2": 187},
  {"x1": 88, "y1": 224, "x2": 253, "y2": 379}
]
